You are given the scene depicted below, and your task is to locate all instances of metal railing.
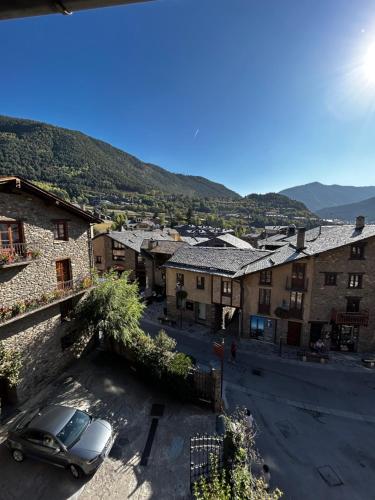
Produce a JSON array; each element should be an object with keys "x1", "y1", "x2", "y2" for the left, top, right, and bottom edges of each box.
[
  {"x1": 0, "y1": 243, "x2": 40, "y2": 266},
  {"x1": 0, "y1": 275, "x2": 93, "y2": 324}
]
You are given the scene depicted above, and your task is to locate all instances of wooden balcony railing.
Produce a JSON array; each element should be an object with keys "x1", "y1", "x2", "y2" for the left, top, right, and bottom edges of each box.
[
  {"x1": 258, "y1": 303, "x2": 271, "y2": 315},
  {"x1": 288, "y1": 308, "x2": 303, "y2": 320},
  {"x1": 0, "y1": 243, "x2": 41, "y2": 268},
  {"x1": 0, "y1": 275, "x2": 94, "y2": 325},
  {"x1": 331, "y1": 308, "x2": 369, "y2": 327}
]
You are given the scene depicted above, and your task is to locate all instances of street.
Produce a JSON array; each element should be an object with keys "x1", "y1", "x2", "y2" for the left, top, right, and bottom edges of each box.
[{"x1": 142, "y1": 317, "x2": 375, "y2": 500}]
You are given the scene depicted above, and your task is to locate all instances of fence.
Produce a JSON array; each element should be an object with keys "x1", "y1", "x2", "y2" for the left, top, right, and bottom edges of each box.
[{"x1": 190, "y1": 433, "x2": 224, "y2": 491}]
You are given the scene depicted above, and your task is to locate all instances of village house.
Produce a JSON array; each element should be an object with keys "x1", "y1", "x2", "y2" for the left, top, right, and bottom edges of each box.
[
  {"x1": 92, "y1": 228, "x2": 180, "y2": 286},
  {"x1": 141, "y1": 239, "x2": 187, "y2": 297},
  {"x1": 163, "y1": 247, "x2": 270, "y2": 331},
  {"x1": 0, "y1": 176, "x2": 100, "y2": 402},
  {"x1": 164, "y1": 217, "x2": 375, "y2": 352}
]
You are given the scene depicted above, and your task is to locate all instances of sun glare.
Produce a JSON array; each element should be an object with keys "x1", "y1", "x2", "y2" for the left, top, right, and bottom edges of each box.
[{"x1": 363, "y1": 42, "x2": 375, "y2": 83}]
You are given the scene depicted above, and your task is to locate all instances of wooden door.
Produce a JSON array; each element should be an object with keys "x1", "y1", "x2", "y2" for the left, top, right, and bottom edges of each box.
[
  {"x1": 287, "y1": 321, "x2": 302, "y2": 346},
  {"x1": 56, "y1": 259, "x2": 72, "y2": 289}
]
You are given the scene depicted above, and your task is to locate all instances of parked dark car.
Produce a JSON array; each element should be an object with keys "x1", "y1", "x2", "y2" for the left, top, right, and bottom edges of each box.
[{"x1": 6, "y1": 404, "x2": 114, "y2": 478}]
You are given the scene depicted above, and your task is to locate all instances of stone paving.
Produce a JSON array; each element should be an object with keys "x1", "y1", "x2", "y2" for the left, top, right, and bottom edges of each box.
[
  {"x1": 0, "y1": 350, "x2": 215, "y2": 500},
  {"x1": 143, "y1": 302, "x2": 374, "y2": 371}
]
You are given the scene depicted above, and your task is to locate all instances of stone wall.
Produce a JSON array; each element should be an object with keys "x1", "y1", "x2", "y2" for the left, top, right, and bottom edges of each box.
[
  {"x1": 0, "y1": 299, "x2": 89, "y2": 402},
  {"x1": 310, "y1": 238, "x2": 375, "y2": 351},
  {"x1": 0, "y1": 190, "x2": 91, "y2": 307}
]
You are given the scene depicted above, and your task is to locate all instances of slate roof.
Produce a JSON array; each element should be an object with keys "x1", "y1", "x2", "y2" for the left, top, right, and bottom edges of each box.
[
  {"x1": 141, "y1": 240, "x2": 187, "y2": 255},
  {"x1": 105, "y1": 229, "x2": 175, "y2": 253},
  {"x1": 180, "y1": 236, "x2": 209, "y2": 246},
  {"x1": 236, "y1": 223, "x2": 375, "y2": 277},
  {"x1": 215, "y1": 233, "x2": 254, "y2": 249},
  {"x1": 164, "y1": 247, "x2": 271, "y2": 277}
]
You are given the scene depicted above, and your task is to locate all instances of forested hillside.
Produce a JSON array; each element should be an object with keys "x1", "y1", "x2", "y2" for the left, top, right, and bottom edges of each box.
[{"x1": 0, "y1": 115, "x2": 239, "y2": 199}]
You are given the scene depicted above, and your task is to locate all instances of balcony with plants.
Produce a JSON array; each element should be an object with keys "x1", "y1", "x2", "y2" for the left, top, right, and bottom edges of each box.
[
  {"x1": 0, "y1": 275, "x2": 94, "y2": 326},
  {"x1": 0, "y1": 243, "x2": 41, "y2": 269}
]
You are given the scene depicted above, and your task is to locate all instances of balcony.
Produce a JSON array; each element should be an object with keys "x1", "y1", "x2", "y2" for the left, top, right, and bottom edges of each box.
[
  {"x1": 285, "y1": 276, "x2": 308, "y2": 292},
  {"x1": 0, "y1": 243, "x2": 41, "y2": 269},
  {"x1": 288, "y1": 308, "x2": 303, "y2": 320},
  {"x1": 0, "y1": 275, "x2": 93, "y2": 327},
  {"x1": 331, "y1": 308, "x2": 369, "y2": 327},
  {"x1": 258, "y1": 303, "x2": 271, "y2": 315}
]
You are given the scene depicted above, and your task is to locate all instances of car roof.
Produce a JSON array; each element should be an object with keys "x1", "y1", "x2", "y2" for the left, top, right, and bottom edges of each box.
[{"x1": 29, "y1": 405, "x2": 77, "y2": 435}]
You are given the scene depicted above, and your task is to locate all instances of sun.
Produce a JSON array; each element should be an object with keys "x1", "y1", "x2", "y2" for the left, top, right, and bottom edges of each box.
[{"x1": 363, "y1": 42, "x2": 375, "y2": 84}]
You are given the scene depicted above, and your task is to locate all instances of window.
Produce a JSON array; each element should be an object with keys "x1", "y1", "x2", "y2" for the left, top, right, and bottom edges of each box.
[
  {"x1": 112, "y1": 240, "x2": 124, "y2": 249},
  {"x1": 258, "y1": 288, "x2": 271, "y2": 314},
  {"x1": 222, "y1": 280, "x2": 232, "y2": 296},
  {"x1": 53, "y1": 220, "x2": 68, "y2": 241},
  {"x1": 95, "y1": 255, "x2": 102, "y2": 264},
  {"x1": 350, "y1": 244, "x2": 365, "y2": 259},
  {"x1": 0, "y1": 221, "x2": 23, "y2": 249},
  {"x1": 197, "y1": 276, "x2": 205, "y2": 289},
  {"x1": 260, "y1": 269, "x2": 272, "y2": 285},
  {"x1": 348, "y1": 273, "x2": 363, "y2": 289},
  {"x1": 22, "y1": 429, "x2": 45, "y2": 446},
  {"x1": 290, "y1": 291, "x2": 303, "y2": 311},
  {"x1": 186, "y1": 301, "x2": 194, "y2": 311},
  {"x1": 176, "y1": 273, "x2": 184, "y2": 286},
  {"x1": 250, "y1": 315, "x2": 265, "y2": 338},
  {"x1": 324, "y1": 272, "x2": 337, "y2": 286},
  {"x1": 56, "y1": 259, "x2": 72, "y2": 289},
  {"x1": 346, "y1": 297, "x2": 361, "y2": 313}
]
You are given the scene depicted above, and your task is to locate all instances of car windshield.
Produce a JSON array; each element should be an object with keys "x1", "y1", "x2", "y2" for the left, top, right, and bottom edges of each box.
[{"x1": 56, "y1": 410, "x2": 91, "y2": 448}]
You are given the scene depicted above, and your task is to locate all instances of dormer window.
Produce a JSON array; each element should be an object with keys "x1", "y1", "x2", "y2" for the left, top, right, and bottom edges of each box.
[{"x1": 53, "y1": 220, "x2": 68, "y2": 241}]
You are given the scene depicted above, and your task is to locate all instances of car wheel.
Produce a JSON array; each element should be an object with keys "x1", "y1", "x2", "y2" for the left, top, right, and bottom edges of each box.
[
  {"x1": 69, "y1": 464, "x2": 83, "y2": 479},
  {"x1": 12, "y1": 449, "x2": 24, "y2": 462}
]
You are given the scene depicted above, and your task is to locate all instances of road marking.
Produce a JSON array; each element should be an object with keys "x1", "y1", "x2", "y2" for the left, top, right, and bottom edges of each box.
[{"x1": 225, "y1": 381, "x2": 375, "y2": 424}]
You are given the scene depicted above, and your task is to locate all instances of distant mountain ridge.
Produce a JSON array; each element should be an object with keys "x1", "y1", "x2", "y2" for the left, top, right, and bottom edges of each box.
[
  {"x1": 317, "y1": 196, "x2": 375, "y2": 223},
  {"x1": 279, "y1": 182, "x2": 375, "y2": 212},
  {"x1": 0, "y1": 115, "x2": 239, "y2": 199}
]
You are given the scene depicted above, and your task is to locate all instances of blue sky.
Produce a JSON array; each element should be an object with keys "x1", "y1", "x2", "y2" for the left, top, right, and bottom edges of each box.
[{"x1": 1, "y1": 0, "x2": 375, "y2": 195}]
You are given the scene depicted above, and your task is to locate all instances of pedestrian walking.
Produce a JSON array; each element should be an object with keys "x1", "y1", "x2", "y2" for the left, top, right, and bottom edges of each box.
[
  {"x1": 230, "y1": 339, "x2": 237, "y2": 364},
  {"x1": 261, "y1": 464, "x2": 271, "y2": 491}
]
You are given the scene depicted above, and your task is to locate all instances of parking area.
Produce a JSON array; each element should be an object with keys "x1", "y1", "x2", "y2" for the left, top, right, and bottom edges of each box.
[{"x1": 0, "y1": 351, "x2": 215, "y2": 500}]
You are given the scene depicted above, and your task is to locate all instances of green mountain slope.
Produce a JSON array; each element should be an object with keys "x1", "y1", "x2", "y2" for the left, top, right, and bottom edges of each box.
[
  {"x1": 280, "y1": 182, "x2": 375, "y2": 212},
  {"x1": 0, "y1": 115, "x2": 239, "y2": 199}
]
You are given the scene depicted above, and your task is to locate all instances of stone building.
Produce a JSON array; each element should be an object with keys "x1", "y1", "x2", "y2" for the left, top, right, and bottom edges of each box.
[
  {"x1": 164, "y1": 218, "x2": 375, "y2": 352},
  {"x1": 0, "y1": 176, "x2": 100, "y2": 402},
  {"x1": 141, "y1": 239, "x2": 187, "y2": 297},
  {"x1": 92, "y1": 228, "x2": 180, "y2": 286},
  {"x1": 163, "y1": 247, "x2": 270, "y2": 331},
  {"x1": 239, "y1": 219, "x2": 375, "y2": 352}
]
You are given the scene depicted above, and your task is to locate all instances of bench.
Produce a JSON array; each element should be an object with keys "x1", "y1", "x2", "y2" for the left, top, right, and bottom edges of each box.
[
  {"x1": 158, "y1": 317, "x2": 177, "y2": 327},
  {"x1": 298, "y1": 350, "x2": 330, "y2": 364},
  {"x1": 362, "y1": 359, "x2": 375, "y2": 368}
]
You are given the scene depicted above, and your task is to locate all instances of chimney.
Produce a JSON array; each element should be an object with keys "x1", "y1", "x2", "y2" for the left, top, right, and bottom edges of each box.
[
  {"x1": 296, "y1": 227, "x2": 306, "y2": 251},
  {"x1": 355, "y1": 215, "x2": 365, "y2": 231}
]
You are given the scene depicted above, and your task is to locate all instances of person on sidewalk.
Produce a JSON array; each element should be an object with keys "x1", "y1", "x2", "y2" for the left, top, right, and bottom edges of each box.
[
  {"x1": 230, "y1": 339, "x2": 237, "y2": 364},
  {"x1": 261, "y1": 464, "x2": 271, "y2": 491}
]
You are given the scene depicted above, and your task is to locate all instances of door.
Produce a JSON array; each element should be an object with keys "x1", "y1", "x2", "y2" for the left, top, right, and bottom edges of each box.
[
  {"x1": 310, "y1": 322, "x2": 324, "y2": 344},
  {"x1": 56, "y1": 259, "x2": 72, "y2": 289},
  {"x1": 287, "y1": 321, "x2": 302, "y2": 346},
  {"x1": 20, "y1": 430, "x2": 67, "y2": 467},
  {"x1": 196, "y1": 302, "x2": 206, "y2": 321}
]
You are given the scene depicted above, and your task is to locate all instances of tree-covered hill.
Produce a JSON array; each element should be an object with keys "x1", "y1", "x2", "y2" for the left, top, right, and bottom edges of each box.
[{"x1": 0, "y1": 115, "x2": 239, "y2": 199}]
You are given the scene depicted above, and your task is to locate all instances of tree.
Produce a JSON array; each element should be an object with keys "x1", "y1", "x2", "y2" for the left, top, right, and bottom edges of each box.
[
  {"x1": 74, "y1": 272, "x2": 144, "y2": 344},
  {"x1": 111, "y1": 213, "x2": 128, "y2": 231},
  {"x1": 186, "y1": 207, "x2": 193, "y2": 224}
]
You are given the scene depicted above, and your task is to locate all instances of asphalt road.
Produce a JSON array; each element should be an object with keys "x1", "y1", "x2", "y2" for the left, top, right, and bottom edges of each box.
[{"x1": 142, "y1": 318, "x2": 375, "y2": 500}]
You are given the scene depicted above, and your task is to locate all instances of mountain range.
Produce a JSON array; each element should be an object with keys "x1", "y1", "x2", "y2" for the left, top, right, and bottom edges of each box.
[
  {"x1": 0, "y1": 115, "x2": 239, "y2": 200},
  {"x1": 279, "y1": 182, "x2": 375, "y2": 223}
]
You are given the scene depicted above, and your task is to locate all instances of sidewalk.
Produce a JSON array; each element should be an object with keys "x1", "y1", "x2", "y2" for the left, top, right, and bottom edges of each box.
[{"x1": 142, "y1": 303, "x2": 375, "y2": 373}]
